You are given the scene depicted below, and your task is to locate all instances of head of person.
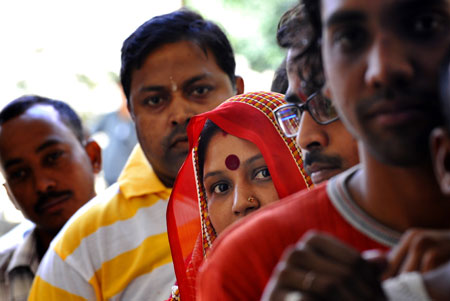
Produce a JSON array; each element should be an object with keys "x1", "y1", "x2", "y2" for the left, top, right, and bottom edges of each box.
[
  {"x1": 0, "y1": 95, "x2": 101, "y2": 235},
  {"x1": 302, "y1": 0, "x2": 450, "y2": 168},
  {"x1": 432, "y1": 49, "x2": 450, "y2": 194},
  {"x1": 196, "y1": 121, "x2": 278, "y2": 234},
  {"x1": 275, "y1": 3, "x2": 359, "y2": 184},
  {"x1": 120, "y1": 8, "x2": 244, "y2": 187},
  {"x1": 167, "y1": 91, "x2": 311, "y2": 299}
]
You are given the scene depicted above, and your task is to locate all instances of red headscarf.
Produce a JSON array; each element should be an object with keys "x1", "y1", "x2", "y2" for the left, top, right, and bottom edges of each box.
[{"x1": 166, "y1": 91, "x2": 312, "y2": 300}]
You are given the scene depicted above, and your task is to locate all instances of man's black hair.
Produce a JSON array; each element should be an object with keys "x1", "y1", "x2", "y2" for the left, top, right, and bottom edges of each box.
[
  {"x1": 271, "y1": 58, "x2": 289, "y2": 94},
  {"x1": 276, "y1": 1, "x2": 323, "y2": 96},
  {"x1": 120, "y1": 8, "x2": 237, "y2": 105},
  {"x1": 0, "y1": 95, "x2": 85, "y2": 143}
]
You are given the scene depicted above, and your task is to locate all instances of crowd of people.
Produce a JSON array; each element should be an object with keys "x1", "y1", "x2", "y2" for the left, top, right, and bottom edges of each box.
[{"x1": 0, "y1": 0, "x2": 449, "y2": 300}]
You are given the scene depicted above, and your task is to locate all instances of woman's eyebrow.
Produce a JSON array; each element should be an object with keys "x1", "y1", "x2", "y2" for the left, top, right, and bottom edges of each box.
[
  {"x1": 203, "y1": 170, "x2": 223, "y2": 181},
  {"x1": 243, "y1": 154, "x2": 264, "y2": 167}
]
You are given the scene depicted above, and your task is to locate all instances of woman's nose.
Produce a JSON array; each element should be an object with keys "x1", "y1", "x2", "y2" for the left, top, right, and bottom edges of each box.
[{"x1": 232, "y1": 192, "x2": 260, "y2": 217}]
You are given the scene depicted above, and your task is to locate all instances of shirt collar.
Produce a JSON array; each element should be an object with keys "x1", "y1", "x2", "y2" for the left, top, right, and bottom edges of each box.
[
  {"x1": 117, "y1": 144, "x2": 172, "y2": 199},
  {"x1": 7, "y1": 226, "x2": 39, "y2": 275}
]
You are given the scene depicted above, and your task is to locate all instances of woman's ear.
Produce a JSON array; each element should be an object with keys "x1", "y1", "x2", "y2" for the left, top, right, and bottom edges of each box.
[
  {"x1": 84, "y1": 139, "x2": 102, "y2": 174},
  {"x1": 430, "y1": 127, "x2": 450, "y2": 195},
  {"x1": 234, "y1": 76, "x2": 245, "y2": 95}
]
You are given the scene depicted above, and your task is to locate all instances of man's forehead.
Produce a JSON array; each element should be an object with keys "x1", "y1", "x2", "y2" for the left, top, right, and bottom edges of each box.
[
  {"x1": 321, "y1": 0, "x2": 449, "y2": 24},
  {"x1": 0, "y1": 105, "x2": 71, "y2": 141}
]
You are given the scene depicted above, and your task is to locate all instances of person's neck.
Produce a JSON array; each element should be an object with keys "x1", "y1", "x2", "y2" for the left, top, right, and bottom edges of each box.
[
  {"x1": 347, "y1": 147, "x2": 450, "y2": 232},
  {"x1": 34, "y1": 227, "x2": 58, "y2": 261}
]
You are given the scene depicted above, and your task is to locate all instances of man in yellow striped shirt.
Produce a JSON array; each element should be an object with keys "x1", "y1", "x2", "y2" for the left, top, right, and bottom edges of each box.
[{"x1": 29, "y1": 8, "x2": 244, "y2": 300}]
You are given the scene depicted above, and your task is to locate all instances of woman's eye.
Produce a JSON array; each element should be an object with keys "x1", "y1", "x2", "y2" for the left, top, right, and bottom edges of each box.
[
  {"x1": 254, "y1": 168, "x2": 271, "y2": 180},
  {"x1": 212, "y1": 183, "x2": 230, "y2": 194}
]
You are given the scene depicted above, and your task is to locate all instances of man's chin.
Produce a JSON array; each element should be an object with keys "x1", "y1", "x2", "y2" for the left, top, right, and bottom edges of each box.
[
  {"x1": 364, "y1": 130, "x2": 430, "y2": 167},
  {"x1": 166, "y1": 149, "x2": 190, "y2": 173}
]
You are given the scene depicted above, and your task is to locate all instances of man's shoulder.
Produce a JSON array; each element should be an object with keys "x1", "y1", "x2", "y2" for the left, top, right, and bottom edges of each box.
[
  {"x1": 0, "y1": 244, "x2": 16, "y2": 277},
  {"x1": 0, "y1": 221, "x2": 34, "y2": 253},
  {"x1": 0, "y1": 221, "x2": 35, "y2": 275}
]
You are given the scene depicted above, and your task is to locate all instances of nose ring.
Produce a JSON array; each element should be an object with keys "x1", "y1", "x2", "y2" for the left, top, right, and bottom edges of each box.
[{"x1": 248, "y1": 196, "x2": 256, "y2": 203}]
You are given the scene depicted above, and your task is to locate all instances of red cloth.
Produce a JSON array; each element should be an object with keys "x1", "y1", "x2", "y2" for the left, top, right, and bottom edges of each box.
[
  {"x1": 166, "y1": 92, "x2": 312, "y2": 300},
  {"x1": 196, "y1": 183, "x2": 390, "y2": 301}
]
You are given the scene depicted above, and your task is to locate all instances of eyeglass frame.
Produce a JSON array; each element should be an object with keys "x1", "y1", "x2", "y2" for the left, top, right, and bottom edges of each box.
[{"x1": 274, "y1": 91, "x2": 339, "y2": 138}]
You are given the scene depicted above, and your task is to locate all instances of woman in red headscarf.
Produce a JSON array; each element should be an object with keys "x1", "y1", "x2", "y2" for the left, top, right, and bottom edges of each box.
[{"x1": 166, "y1": 91, "x2": 312, "y2": 300}]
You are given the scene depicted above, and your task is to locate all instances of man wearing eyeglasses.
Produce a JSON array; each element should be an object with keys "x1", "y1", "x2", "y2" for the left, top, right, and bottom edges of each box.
[
  {"x1": 276, "y1": 51, "x2": 359, "y2": 184},
  {"x1": 274, "y1": 3, "x2": 359, "y2": 185}
]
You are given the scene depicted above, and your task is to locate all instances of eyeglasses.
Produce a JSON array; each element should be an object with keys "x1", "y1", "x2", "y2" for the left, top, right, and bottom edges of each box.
[{"x1": 274, "y1": 92, "x2": 339, "y2": 138}]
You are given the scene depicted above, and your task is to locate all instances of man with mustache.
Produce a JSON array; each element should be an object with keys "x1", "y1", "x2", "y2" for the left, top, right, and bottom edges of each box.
[
  {"x1": 275, "y1": 3, "x2": 359, "y2": 185},
  {"x1": 29, "y1": 8, "x2": 244, "y2": 301},
  {"x1": 0, "y1": 95, "x2": 101, "y2": 300},
  {"x1": 197, "y1": 0, "x2": 450, "y2": 300}
]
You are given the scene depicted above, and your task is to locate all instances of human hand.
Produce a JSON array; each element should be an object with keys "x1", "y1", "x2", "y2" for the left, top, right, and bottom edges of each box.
[
  {"x1": 422, "y1": 260, "x2": 450, "y2": 300},
  {"x1": 261, "y1": 231, "x2": 386, "y2": 301},
  {"x1": 383, "y1": 228, "x2": 450, "y2": 279}
]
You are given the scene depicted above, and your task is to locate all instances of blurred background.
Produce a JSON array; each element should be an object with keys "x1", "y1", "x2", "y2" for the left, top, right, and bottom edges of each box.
[{"x1": 0, "y1": 0, "x2": 296, "y2": 233}]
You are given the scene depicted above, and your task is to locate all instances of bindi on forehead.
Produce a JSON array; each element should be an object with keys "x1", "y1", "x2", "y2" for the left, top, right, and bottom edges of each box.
[{"x1": 225, "y1": 154, "x2": 240, "y2": 170}]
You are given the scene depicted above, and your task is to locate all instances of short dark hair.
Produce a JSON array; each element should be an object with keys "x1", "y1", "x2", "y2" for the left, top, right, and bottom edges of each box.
[
  {"x1": 276, "y1": 2, "x2": 323, "y2": 96},
  {"x1": 120, "y1": 8, "x2": 237, "y2": 104},
  {"x1": 271, "y1": 58, "x2": 289, "y2": 94},
  {"x1": 0, "y1": 95, "x2": 85, "y2": 143}
]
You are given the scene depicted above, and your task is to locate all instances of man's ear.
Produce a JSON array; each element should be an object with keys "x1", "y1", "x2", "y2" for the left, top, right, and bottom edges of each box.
[
  {"x1": 430, "y1": 127, "x2": 450, "y2": 195},
  {"x1": 234, "y1": 76, "x2": 245, "y2": 95},
  {"x1": 323, "y1": 85, "x2": 332, "y2": 99},
  {"x1": 84, "y1": 139, "x2": 102, "y2": 174}
]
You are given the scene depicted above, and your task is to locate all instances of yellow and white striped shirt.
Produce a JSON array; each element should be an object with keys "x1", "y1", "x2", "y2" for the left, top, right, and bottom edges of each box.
[{"x1": 28, "y1": 145, "x2": 175, "y2": 300}]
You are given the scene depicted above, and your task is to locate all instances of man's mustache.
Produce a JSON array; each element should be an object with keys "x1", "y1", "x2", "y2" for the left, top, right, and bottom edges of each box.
[
  {"x1": 303, "y1": 151, "x2": 342, "y2": 169},
  {"x1": 162, "y1": 122, "x2": 189, "y2": 149},
  {"x1": 35, "y1": 190, "x2": 73, "y2": 213},
  {"x1": 356, "y1": 87, "x2": 440, "y2": 118}
]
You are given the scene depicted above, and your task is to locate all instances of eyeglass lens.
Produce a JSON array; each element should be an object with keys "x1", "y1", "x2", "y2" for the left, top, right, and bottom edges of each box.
[
  {"x1": 275, "y1": 93, "x2": 338, "y2": 137},
  {"x1": 308, "y1": 94, "x2": 338, "y2": 123},
  {"x1": 276, "y1": 106, "x2": 301, "y2": 138}
]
